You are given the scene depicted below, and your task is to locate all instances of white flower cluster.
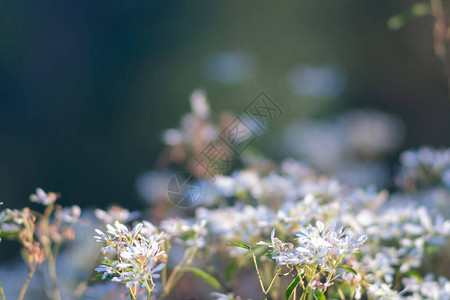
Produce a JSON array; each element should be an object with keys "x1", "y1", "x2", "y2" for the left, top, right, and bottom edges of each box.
[
  {"x1": 402, "y1": 274, "x2": 450, "y2": 299},
  {"x1": 160, "y1": 218, "x2": 207, "y2": 248},
  {"x1": 161, "y1": 89, "x2": 218, "y2": 151},
  {"x1": 258, "y1": 221, "x2": 367, "y2": 268},
  {"x1": 197, "y1": 204, "x2": 275, "y2": 243},
  {"x1": 178, "y1": 153, "x2": 449, "y2": 298},
  {"x1": 281, "y1": 110, "x2": 404, "y2": 187},
  {"x1": 94, "y1": 221, "x2": 165, "y2": 288},
  {"x1": 396, "y1": 147, "x2": 450, "y2": 192}
]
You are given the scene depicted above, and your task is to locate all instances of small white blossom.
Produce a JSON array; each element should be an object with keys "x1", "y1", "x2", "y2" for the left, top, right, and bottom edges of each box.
[
  {"x1": 95, "y1": 206, "x2": 139, "y2": 224},
  {"x1": 29, "y1": 188, "x2": 58, "y2": 205}
]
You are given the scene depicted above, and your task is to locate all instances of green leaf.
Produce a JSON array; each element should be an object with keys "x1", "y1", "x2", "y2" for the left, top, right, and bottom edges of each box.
[
  {"x1": 285, "y1": 275, "x2": 301, "y2": 300},
  {"x1": 313, "y1": 291, "x2": 326, "y2": 300},
  {"x1": 100, "y1": 260, "x2": 114, "y2": 266},
  {"x1": 251, "y1": 245, "x2": 265, "y2": 252},
  {"x1": 185, "y1": 267, "x2": 221, "y2": 289},
  {"x1": 408, "y1": 270, "x2": 422, "y2": 280},
  {"x1": 90, "y1": 274, "x2": 103, "y2": 280},
  {"x1": 339, "y1": 266, "x2": 358, "y2": 276},
  {"x1": 0, "y1": 231, "x2": 19, "y2": 238},
  {"x1": 264, "y1": 251, "x2": 274, "y2": 261},
  {"x1": 90, "y1": 273, "x2": 113, "y2": 280},
  {"x1": 225, "y1": 260, "x2": 238, "y2": 283},
  {"x1": 227, "y1": 242, "x2": 250, "y2": 250}
]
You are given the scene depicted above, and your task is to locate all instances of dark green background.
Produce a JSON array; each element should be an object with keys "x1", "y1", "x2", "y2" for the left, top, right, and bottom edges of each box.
[{"x1": 1, "y1": 0, "x2": 450, "y2": 210}]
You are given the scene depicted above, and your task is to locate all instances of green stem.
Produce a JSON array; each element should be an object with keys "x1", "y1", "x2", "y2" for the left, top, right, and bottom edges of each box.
[
  {"x1": 300, "y1": 265, "x2": 317, "y2": 300},
  {"x1": 145, "y1": 279, "x2": 155, "y2": 300},
  {"x1": 200, "y1": 254, "x2": 231, "y2": 291},
  {"x1": 0, "y1": 280, "x2": 6, "y2": 300},
  {"x1": 323, "y1": 256, "x2": 343, "y2": 293},
  {"x1": 161, "y1": 238, "x2": 170, "y2": 287},
  {"x1": 299, "y1": 292, "x2": 307, "y2": 300},
  {"x1": 251, "y1": 250, "x2": 266, "y2": 294},
  {"x1": 265, "y1": 268, "x2": 280, "y2": 296},
  {"x1": 18, "y1": 268, "x2": 35, "y2": 300},
  {"x1": 128, "y1": 286, "x2": 136, "y2": 300},
  {"x1": 162, "y1": 246, "x2": 198, "y2": 297}
]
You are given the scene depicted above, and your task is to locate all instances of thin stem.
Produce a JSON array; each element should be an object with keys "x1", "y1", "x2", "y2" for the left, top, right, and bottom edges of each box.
[
  {"x1": 251, "y1": 251, "x2": 266, "y2": 294},
  {"x1": 73, "y1": 251, "x2": 105, "y2": 300},
  {"x1": 323, "y1": 256, "x2": 343, "y2": 293},
  {"x1": 300, "y1": 265, "x2": 317, "y2": 300},
  {"x1": 161, "y1": 238, "x2": 170, "y2": 287},
  {"x1": 273, "y1": 268, "x2": 281, "y2": 299},
  {"x1": 350, "y1": 286, "x2": 355, "y2": 300},
  {"x1": 200, "y1": 255, "x2": 231, "y2": 291},
  {"x1": 52, "y1": 241, "x2": 62, "y2": 258},
  {"x1": 128, "y1": 286, "x2": 136, "y2": 300},
  {"x1": 162, "y1": 246, "x2": 198, "y2": 297},
  {"x1": 72, "y1": 281, "x2": 88, "y2": 300},
  {"x1": 18, "y1": 268, "x2": 35, "y2": 300},
  {"x1": 40, "y1": 203, "x2": 61, "y2": 300},
  {"x1": 430, "y1": 0, "x2": 450, "y2": 101},
  {"x1": 299, "y1": 291, "x2": 307, "y2": 300},
  {"x1": 430, "y1": 0, "x2": 444, "y2": 16},
  {"x1": 36, "y1": 266, "x2": 52, "y2": 300},
  {"x1": 134, "y1": 283, "x2": 138, "y2": 299},
  {"x1": 145, "y1": 279, "x2": 155, "y2": 300},
  {"x1": 265, "y1": 268, "x2": 280, "y2": 295},
  {"x1": 162, "y1": 250, "x2": 190, "y2": 296},
  {"x1": 46, "y1": 249, "x2": 61, "y2": 300},
  {"x1": 0, "y1": 280, "x2": 6, "y2": 300},
  {"x1": 171, "y1": 249, "x2": 196, "y2": 289}
]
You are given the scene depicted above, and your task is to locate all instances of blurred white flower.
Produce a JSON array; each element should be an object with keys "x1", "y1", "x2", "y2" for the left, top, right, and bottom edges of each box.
[
  {"x1": 211, "y1": 292, "x2": 238, "y2": 300},
  {"x1": 287, "y1": 64, "x2": 346, "y2": 99},
  {"x1": 397, "y1": 147, "x2": 450, "y2": 192},
  {"x1": 203, "y1": 51, "x2": 256, "y2": 84},
  {"x1": 94, "y1": 206, "x2": 139, "y2": 224},
  {"x1": 341, "y1": 110, "x2": 404, "y2": 158},
  {"x1": 136, "y1": 171, "x2": 174, "y2": 203},
  {"x1": 55, "y1": 205, "x2": 81, "y2": 224},
  {"x1": 190, "y1": 89, "x2": 210, "y2": 119},
  {"x1": 367, "y1": 282, "x2": 401, "y2": 299},
  {"x1": 160, "y1": 218, "x2": 207, "y2": 248},
  {"x1": 29, "y1": 188, "x2": 59, "y2": 205}
]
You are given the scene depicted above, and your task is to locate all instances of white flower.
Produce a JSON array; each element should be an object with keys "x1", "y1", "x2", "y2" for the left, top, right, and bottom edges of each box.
[
  {"x1": 190, "y1": 89, "x2": 210, "y2": 119},
  {"x1": 29, "y1": 188, "x2": 58, "y2": 205},
  {"x1": 160, "y1": 218, "x2": 207, "y2": 248},
  {"x1": 211, "y1": 292, "x2": 236, "y2": 300},
  {"x1": 259, "y1": 220, "x2": 367, "y2": 269},
  {"x1": 94, "y1": 206, "x2": 139, "y2": 224},
  {"x1": 55, "y1": 205, "x2": 81, "y2": 224},
  {"x1": 94, "y1": 221, "x2": 166, "y2": 289},
  {"x1": 367, "y1": 282, "x2": 401, "y2": 299}
]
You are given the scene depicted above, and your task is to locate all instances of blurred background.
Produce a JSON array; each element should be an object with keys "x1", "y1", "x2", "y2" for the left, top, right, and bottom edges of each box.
[{"x1": 1, "y1": 0, "x2": 450, "y2": 211}]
